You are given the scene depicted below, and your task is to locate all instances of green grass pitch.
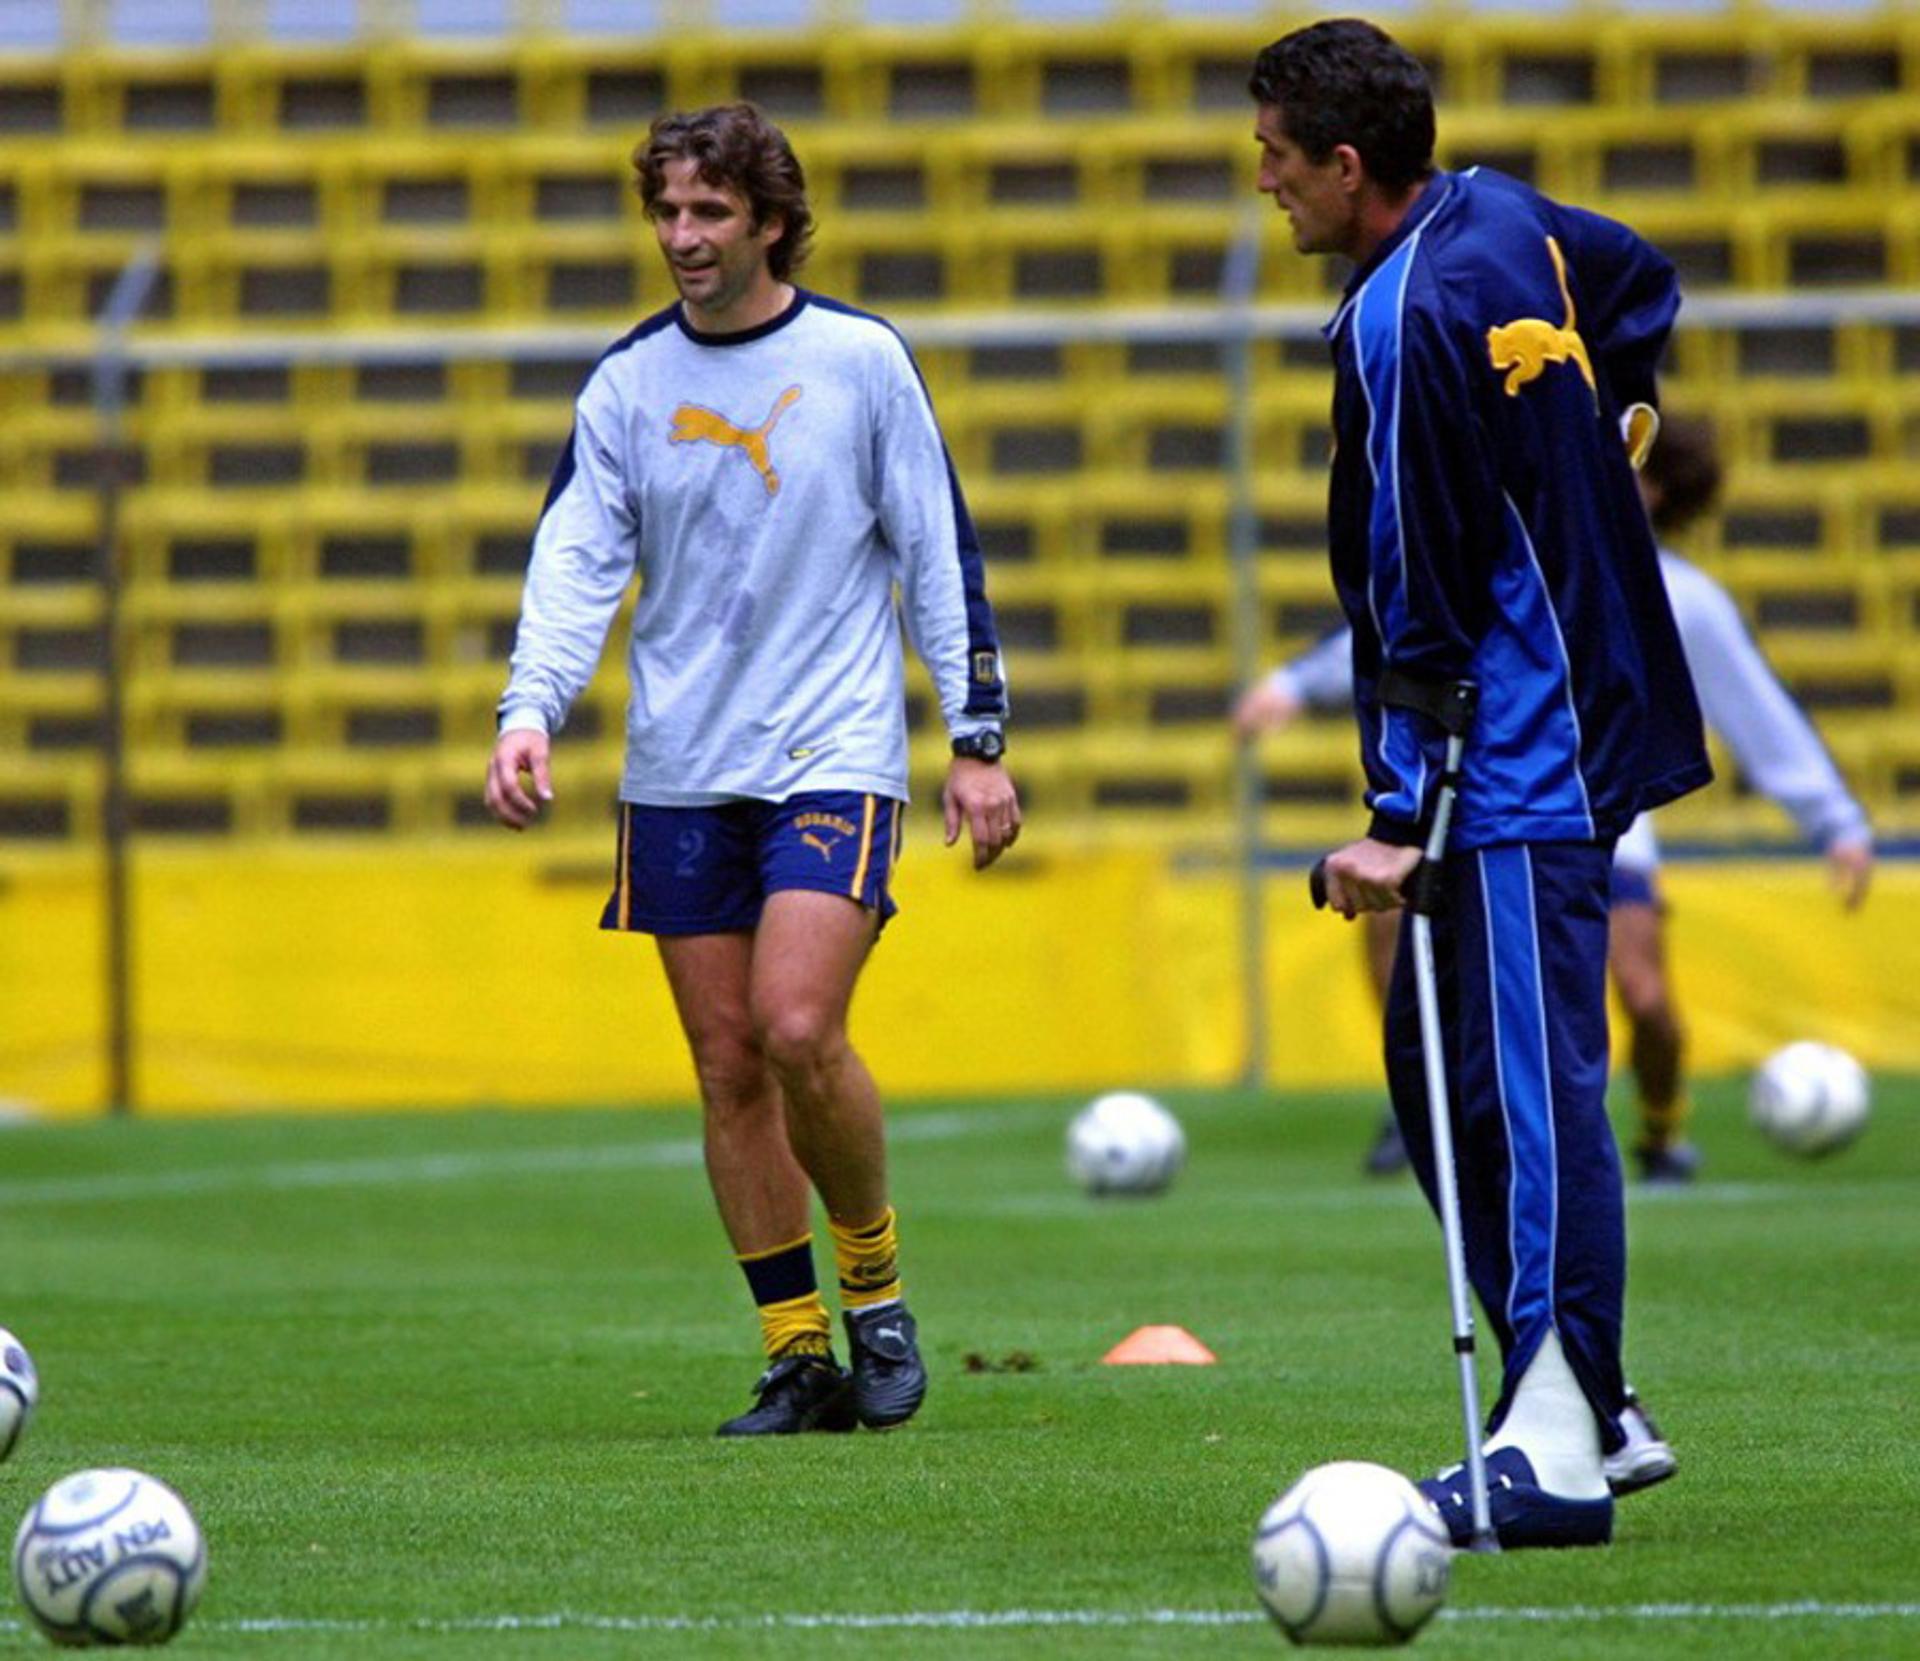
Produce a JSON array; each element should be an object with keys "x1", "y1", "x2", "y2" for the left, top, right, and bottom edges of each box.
[{"x1": 0, "y1": 1078, "x2": 1914, "y2": 1658}]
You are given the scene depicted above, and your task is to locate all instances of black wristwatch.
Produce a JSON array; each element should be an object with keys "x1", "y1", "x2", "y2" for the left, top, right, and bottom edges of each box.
[{"x1": 951, "y1": 730, "x2": 1006, "y2": 764}]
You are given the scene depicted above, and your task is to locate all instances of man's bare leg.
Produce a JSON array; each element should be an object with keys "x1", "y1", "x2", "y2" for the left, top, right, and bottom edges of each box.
[
  {"x1": 656, "y1": 929, "x2": 849, "y2": 1437},
  {"x1": 655, "y1": 930, "x2": 810, "y2": 1253},
  {"x1": 752, "y1": 888, "x2": 925, "y2": 1428},
  {"x1": 749, "y1": 890, "x2": 887, "y2": 1225},
  {"x1": 1608, "y1": 900, "x2": 1694, "y2": 1182}
]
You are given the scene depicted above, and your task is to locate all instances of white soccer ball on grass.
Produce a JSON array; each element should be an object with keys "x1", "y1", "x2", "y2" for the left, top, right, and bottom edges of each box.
[
  {"x1": 13, "y1": 1468, "x2": 206, "y2": 1647},
  {"x1": 1065, "y1": 1091, "x2": 1186, "y2": 1196},
  {"x1": 1251, "y1": 1460, "x2": 1451, "y2": 1647},
  {"x1": 0, "y1": 1328, "x2": 35, "y2": 1462},
  {"x1": 1749, "y1": 1040, "x2": 1870, "y2": 1157}
]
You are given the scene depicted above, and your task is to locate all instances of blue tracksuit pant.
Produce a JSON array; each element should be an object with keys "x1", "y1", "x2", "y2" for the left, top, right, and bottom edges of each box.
[{"x1": 1383, "y1": 840, "x2": 1627, "y2": 1451}]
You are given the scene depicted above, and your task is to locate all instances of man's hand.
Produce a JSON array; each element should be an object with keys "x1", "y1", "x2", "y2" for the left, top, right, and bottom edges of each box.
[
  {"x1": 943, "y1": 758, "x2": 1021, "y2": 870},
  {"x1": 1319, "y1": 837, "x2": 1423, "y2": 920},
  {"x1": 1232, "y1": 678, "x2": 1304, "y2": 741},
  {"x1": 1827, "y1": 836, "x2": 1873, "y2": 911},
  {"x1": 485, "y1": 729, "x2": 554, "y2": 830}
]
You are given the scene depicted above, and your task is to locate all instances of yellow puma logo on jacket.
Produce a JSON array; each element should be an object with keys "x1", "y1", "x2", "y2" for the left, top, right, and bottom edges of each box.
[
  {"x1": 1485, "y1": 237, "x2": 1596, "y2": 401},
  {"x1": 669, "y1": 385, "x2": 803, "y2": 495}
]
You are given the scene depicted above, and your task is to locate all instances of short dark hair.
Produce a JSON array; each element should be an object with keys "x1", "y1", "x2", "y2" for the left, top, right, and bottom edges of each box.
[
  {"x1": 1643, "y1": 414, "x2": 1722, "y2": 536},
  {"x1": 632, "y1": 103, "x2": 814, "y2": 281},
  {"x1": 1248, "y1": 19, "x2": 1436, "y2": 193}
]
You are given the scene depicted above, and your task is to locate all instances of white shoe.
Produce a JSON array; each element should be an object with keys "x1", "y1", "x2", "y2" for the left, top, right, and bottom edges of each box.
[{"x1": 1605, "y1": 1389, "x2": 1677, "y2": 1496}]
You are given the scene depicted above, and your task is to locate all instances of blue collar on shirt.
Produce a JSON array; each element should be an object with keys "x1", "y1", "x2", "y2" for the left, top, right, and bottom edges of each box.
[
  {"x1": 1324, "y1": 169, "x2": 1455, "y2": 339},
  {"x1": 674, "y1": 286, "x2": 811, "y2": 347}
]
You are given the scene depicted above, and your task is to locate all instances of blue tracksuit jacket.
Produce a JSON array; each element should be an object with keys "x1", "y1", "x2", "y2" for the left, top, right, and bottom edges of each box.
[{"x1": 1324, "y1": 168, "x2": 1712, "y2": 848}]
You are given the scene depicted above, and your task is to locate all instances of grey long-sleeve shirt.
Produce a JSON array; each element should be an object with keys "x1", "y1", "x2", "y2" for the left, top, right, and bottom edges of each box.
[{"x1": 500, "y1": 291, "x2": 1007, "y2": 805}]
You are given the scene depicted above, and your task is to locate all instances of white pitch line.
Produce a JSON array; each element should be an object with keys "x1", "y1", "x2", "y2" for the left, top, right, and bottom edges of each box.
[
  {"x1": 3, "y1": 1602, "x2": 1915, "y2": 1637},
  {"x1": 1446, "y1": 1601, "x2": 1920, "y2": 1622},
  {"x1": 0, "y1": 1111, "x2": 979, "y2": 1210}
]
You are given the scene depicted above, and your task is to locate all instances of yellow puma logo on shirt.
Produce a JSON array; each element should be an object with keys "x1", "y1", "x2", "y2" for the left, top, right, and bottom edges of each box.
[
  {"x1": 1485, "y1": 237, "x2": 1596, "y2": 401},
  {"x1": 668, "y1": 385, "x2": 803, "y2": 496},
  {"x1": 800, "y1": 832, "x2": 837, "y2": 861}
]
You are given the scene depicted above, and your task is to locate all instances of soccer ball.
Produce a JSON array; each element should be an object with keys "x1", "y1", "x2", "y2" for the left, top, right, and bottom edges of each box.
[
  {"x1": 1065, "y1": 1091, "x2": 1186, "y2": 1196},
  {"x1": 13, "y1": 1469, "x2": 207, "y2": 1647},
  {"x1": 1749, "y1": 1041, "x2": 1870, "y2": 1157},
  {"x1": 1251, "y1": 1461, "x2": 1451, "y2": 1647},
  {"x1": 0, "y1": 1329, "x2": 35, "y2": 1461}
]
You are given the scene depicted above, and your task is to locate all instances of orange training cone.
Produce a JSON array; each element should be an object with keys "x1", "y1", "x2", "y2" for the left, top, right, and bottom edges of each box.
[{"x1": 1101, "y1": 1325, "x2": 1217, "y2": 1365}]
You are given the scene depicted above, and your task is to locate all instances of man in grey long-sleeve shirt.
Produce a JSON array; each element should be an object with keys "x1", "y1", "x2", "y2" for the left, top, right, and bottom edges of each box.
[{"x1": 486, "y1": 104, "x2": 1020, "y2": 1438}]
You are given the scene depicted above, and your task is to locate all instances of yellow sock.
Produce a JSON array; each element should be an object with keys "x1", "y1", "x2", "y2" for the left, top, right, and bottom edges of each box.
[
  {"x1": 757, "y1": 1292, "x2": 833, "y2": 1361},
  {"x1": 736, "y1": 1234, "x2": 832, "y2": 1361},
  {"x1": 831, "y1": 1207, "x2": 902, "y2": 1310}
]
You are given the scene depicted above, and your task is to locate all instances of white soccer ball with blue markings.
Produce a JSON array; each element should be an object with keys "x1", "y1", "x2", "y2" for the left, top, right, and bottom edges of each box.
[
  {"x1": 1251, "y1": 1460, "x2": 1451, "y2": 1647},
  {"x1": 1749, "y1": 1041, "x2": 1870, "y2": 1158},
  {"x1": 13, "y1": 1469, "x2": 206, "y2": 1647},
  {"x1": 0, "y1": 1330, "x2": 35, "y2": 1462},
  {"x1": 1066, "y1": 1091, "x2": 1186, "y2": 1196}
]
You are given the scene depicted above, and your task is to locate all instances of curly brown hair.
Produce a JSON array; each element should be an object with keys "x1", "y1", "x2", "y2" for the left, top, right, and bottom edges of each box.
[{"x1": 632, "y1": 103, "x2": 814, "y2": 282}]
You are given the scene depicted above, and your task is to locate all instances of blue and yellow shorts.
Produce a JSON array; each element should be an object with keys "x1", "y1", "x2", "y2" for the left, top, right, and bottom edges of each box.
[{"x1": 601, "y1": 791, "x2": 904, "y2": 937}]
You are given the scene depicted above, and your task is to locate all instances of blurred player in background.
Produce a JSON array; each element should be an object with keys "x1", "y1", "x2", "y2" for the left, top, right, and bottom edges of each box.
[
  {"x1": 1238, "y1": 416, "x2": 1874, "y2": 1187},
  {"x1": 486, "y1": 104, "x2": 1019, "y2": 1437},
  {"x1": 1250, "y1": 20, "x2": 1709, "y2": 1546}
]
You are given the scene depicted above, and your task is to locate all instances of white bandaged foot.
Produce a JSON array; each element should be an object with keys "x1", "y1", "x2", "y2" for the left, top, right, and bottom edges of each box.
[{"x1": 1484, "y1": 1329, "x2": 1608, "y2": 1500}]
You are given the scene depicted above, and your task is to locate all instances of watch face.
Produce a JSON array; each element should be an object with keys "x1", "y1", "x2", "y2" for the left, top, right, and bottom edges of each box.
[{"x1": 957, "y1": 732, "x2": 1003, "y2": 761}]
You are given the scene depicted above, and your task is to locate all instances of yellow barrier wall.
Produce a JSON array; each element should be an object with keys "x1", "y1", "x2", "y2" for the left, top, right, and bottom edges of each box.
[{"x1": 1, "y1": 839, "x2": 1914, "y2": 1117}]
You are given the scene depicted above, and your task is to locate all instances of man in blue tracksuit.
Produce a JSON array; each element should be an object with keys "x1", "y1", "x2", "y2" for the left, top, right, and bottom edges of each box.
[{"x1": 1249, "y1": 20, "x2": 1712, "y2": 1547}]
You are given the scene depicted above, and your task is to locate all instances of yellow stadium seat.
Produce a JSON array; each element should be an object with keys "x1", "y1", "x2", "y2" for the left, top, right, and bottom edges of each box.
[
  {"x1": 493, "y1": 134, "x2": 637, "y2": 230},
  {"x1": 987, "y1": 21, "x2": 1144, "y2": 124},
  {"x1": 1871, "y1": 719, "x2": 1920, "y2": 816},
  {"x1": 959, "y1": 479, "x2": 1078, "y2": 567},
  {"x1": 0, "y1": 55, "x2": 64, "y2": 141},
  {"x1": 1715, "y1": 553, "x2": 1889, "y2": 641},
  {"x1": 61, "y1": 47, "x2": 225, "y2": 138},
  {"x1": 0, "y1": 401, "x2": 113, "y2": 493},
  {"x1": 1608, "y1": 16, "x2": 1781, "y2": 108},
  {"x1": 1716, "y1": 103, "x2": 1858, "y2": 200},
  {"x1": 1140, "y1": 16, "x2": 1281, "y2": 116},
  {"x1": 695, "y1": 30, "x2": 857, "y2": 125},
  {"x1": 1449, "y1": 16, "x2": 1612, "y2": 110},
  {"x1": 363, "y1": 40, "x2": 530, "y2": 135},
  {"x1": 839, "y1": 25, "x2": 987, "y2": 124},
  {"x1": 0, "y1": 497, "x2": 98, "y2": 584},
  {"x1": 0, "y1": 756, "x2": 101, "y2": 840},
  {"x1": 1530, "y1": 107, "x2": 1730, "y2": 206},
  {"x1": 1103, "y1": 117, "x2": 1248, "y2": 212},
  {"x1": 1772, "y1": 14, "x2": 1910, "y2": 102},
  {"x1": 1705, "y1": 472, "x2": 1844, "y2": 560},
  {"x1": 22, "y1": 233, "x2": 178, "y2": 330},
  {"x1": 1613, "y1": 199, "x2": 1755, "y2": 291},
  {"x1": 225, "y1": 43, "x2": 371, "y2": 135},
  {"x1": 122, "y1": 490, "x2": 294, "y2": 585},
  {"x1": 517, "y1": 37, "x2": 682, "y2": 133}
]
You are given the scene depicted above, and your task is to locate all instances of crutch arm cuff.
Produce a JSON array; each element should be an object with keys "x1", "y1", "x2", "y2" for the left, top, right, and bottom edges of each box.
[{"x1": 1377, "y1": 669, "x2": 1479, "y2": 737}]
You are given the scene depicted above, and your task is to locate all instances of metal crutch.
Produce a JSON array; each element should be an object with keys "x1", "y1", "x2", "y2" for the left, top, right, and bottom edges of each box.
[{"x1": 1311, "y1": 677, "x2": 1495, "y2": 1552}]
